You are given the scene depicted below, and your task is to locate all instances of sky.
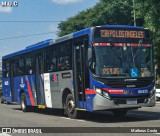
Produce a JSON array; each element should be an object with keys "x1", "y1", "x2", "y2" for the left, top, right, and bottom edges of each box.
[{"x1": 0, "y1": 0, "x2": 99, "y2": 57}]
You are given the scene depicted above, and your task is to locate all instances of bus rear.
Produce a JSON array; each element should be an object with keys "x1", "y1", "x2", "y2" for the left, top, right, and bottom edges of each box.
[{"x1": 86, "y1": 26, "x2": 155, "y2": 116}]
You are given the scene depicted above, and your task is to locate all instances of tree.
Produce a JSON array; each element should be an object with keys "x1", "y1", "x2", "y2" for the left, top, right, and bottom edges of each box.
[
  {"x1": 58, "y1": 0, "x2": 133, "y2": 37},
  {"x1": 57, "y1": 0, "x2": 160, "y2": 77},
  {"x1": 136, "y1": 0, "x2": 160, "y2": 75}
]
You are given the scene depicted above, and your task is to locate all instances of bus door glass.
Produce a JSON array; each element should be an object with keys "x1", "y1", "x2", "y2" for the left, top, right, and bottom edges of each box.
[
  {"x1": 35, "y1": 53, "x2": 45, "y2": 105},
  {"x1": 10, "y1": 60, "x2": 15, "y2": 102},
  {"x1": 73, "y1": 42, "x2": 87, "y2": 108}
]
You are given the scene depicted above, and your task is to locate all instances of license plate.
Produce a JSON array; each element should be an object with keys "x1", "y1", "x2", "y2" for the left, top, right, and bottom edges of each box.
[{"x1": 127, "y1": 99, "x2": 137, "y2": 105}]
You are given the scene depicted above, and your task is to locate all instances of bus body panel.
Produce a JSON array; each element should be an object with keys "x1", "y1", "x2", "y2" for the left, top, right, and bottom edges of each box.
[
  {"x1": 92, "y1": 93, "x2": 155, "y2": 111},
  {"x1": 11, "y1": 75, "x2": 37, "y2": 106},
  {"x1": 2, "y1": 78, "x2": 12, "y2": 103},
  {"x1": 73, "y1": 27, "x2": 92, "y2": 44},
  {"x1": 24, "y1": 75, "x2": 37, "y2": 106},
  {"x1": 85, "y1": 94, "x2": 96, "y2": 112},
  {"x1": 44, "y1": 70, "x2": 74, "y2": 109},
  {"x1": 14, "y1": 76, "x2": 24, "y2": 103},
  {"x1": 83, "y1": 77, "x2": 155, "y2": 112},
  {"x1": 90, "y1": 76, "x2": 155, "y2": 97},
  {"x1": 86, "y1": 71, "x2": 155, "y2": 111},
  {"x1": 6, "y1": 74, "x2": 46, "y2": 107}
]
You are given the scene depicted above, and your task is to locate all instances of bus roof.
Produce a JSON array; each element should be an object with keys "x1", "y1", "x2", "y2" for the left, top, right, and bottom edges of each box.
[
  {"x1": 100, "y1": 25, "x2": 142, "y2": 29},
  {"x1": 2, "y1": 27, "x2": 92, "y2": 59},
  {"x1": 2, "y1": 25, "x2": 144, "y2": 59},
  {"x1": 2, "y1": 39, "x2": 52, "y2": 59}
]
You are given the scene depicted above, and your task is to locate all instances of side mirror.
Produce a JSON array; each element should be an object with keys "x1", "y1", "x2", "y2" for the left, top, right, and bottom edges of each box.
[
  {"x1": 88, "y1": 48, "x2": 92, "y2": 61},
  {"x1": 92, "y1": 62, "x2": 96, "y2": 70}
]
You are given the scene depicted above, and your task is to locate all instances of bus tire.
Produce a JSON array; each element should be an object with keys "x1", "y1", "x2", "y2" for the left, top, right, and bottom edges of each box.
[
  {"x1": 112, "y1": 109, "x2": 128, "y2": 117},
  {"x1": 6, "y1": 101, "x2": 11, "y2": 105},
  {"x1": 20, "y1": 93, "x2": 29, "y2": 112},
  {"x1": 0, "y1": 96, "x2": 5, "y2": 104},
  {"x1": 65, "y1": 94, "x2": 79, "y2": 119}
]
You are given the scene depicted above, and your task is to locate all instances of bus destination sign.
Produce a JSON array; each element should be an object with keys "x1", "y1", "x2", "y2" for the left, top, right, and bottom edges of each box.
[{"x1": 99, "y1": 29, "x2": 145, "y2": 39}]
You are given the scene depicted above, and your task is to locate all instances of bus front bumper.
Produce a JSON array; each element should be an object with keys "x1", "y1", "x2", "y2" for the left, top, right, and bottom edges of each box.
[{"x1": 92, "y1": 93, "x2": 156, "y2": 111}]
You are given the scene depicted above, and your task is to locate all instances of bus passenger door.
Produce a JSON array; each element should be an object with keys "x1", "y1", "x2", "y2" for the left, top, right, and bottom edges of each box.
[
  {"x1": 10, "y1": 61, "x2": 15, "y2": 102},
  {"x1": 73, "y1": 43, "x2": 87, "y2": 109},
  {"x1": 35, "y1": 53, "x2": 45, "y2": 105}
]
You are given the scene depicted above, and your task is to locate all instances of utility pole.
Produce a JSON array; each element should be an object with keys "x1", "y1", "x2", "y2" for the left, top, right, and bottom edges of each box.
[{"x1": 133, "y1": 0, "x2": 136, "y2": 26}]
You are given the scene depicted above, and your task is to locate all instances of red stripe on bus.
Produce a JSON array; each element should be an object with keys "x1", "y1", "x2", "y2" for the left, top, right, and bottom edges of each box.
[
  {"x1": 131, "y1": 43, "x2": 138, "y2": 46},
  {"x1": 93, "y1": 43, "x2": 110, "y2": 46},
  {"x1": 103, "y1": 88, "x2": 124, "y2": 94},
  {"x1": 143, "y1": 44, "x2": 151, "y2": 47},
  {"x1": 26, "y1": 76, "x2": 35, "y2": 106},
  {"x1": 85, "y1": 89, "x2": 96, "y2": 94},
  {"x1": 93, "y1": 43, "x2": 151, "y2": 47},
  {"x1": 54, "y1": 74, "x2": 57, "y2": 82}
]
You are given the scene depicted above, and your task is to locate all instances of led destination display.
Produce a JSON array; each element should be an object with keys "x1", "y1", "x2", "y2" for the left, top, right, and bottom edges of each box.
[
  {"x1": 100, "y1": 30, "x2": 144, "y2": 38},
  {"x1": 94, "y1": 28, "x2": 150, "y2": 39}
]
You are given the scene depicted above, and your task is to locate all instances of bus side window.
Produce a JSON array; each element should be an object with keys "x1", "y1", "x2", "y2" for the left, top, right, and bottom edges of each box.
[
  {"x1": 3, "y1": 61, "x2": 10, "y2": 78},
  {"x1": 57, "y1": 42, "x2": 72, "y2": 71},
  {"x1": 61, "y1": 56, "x2": 71, "y2": 70},
  {"x1": 25, "y1": 58, "x2": 34, "y2": 75},
  {"x1": 4, "y1": 70, "x2": 9, "y2": 78},
  {"x1": 17, "y1": 59, "x2": 25, "y2": 76},
  {"x1": 3, "y1": 68, "x2": 9, "y2": 78},
  {"x1": 46, "y1": 46, "x2": 57, "y2": 73},
  {"x1": 48, "y1": 63, "x2": 56, "y2": 72}
]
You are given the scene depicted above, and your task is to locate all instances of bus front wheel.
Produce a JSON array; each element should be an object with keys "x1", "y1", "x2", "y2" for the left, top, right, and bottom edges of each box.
[
  {"x1": 112, "y1": 109, "x2": 128, "y2": 117},
  {"x1": 0, "y1": 96, "x2": 5, "y2": 104},
  {"x1": 20, "y1": 93, "x2": 29, "y2": 112},
  {"x1": 65, "y1": 94, "x2": 79, "y2": 119}
]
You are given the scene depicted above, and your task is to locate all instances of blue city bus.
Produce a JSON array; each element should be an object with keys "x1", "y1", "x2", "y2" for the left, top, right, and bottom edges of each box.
[{"x1": 2, "y1": 25, "x2": 156, "y2": 118}]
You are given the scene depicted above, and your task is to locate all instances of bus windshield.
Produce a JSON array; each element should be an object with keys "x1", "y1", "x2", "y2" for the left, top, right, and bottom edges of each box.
[{"x1": 91, "y1": 44, "x2": 153, "y2": 78}]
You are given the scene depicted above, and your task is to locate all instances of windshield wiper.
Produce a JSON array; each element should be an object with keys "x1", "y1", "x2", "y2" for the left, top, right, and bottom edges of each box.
[
  {"x1": 132, "y1": 40, "x2": 143, "y2": 68},
  {"x1": 110, "y1": 41, "x2": 123, "y2": 67},
  {"x1": 133, "y1": 40, "x2": 143, "y2": 58},
  {"x1": 98, "y1": 67, "x2": 102, "y2": 77}
]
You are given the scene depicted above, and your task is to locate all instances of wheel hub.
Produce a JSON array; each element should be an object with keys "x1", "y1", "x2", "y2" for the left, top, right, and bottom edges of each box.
[
  {"x1": 68, "y1": 100, "x2": 75, "y2": 113},
  {"x1": 21, "y1": 98, "x2": 25, "y2": 110}
]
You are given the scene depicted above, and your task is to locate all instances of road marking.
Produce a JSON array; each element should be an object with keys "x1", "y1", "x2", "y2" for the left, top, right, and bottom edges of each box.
[
  {"x1": 0, "y1": 133, "x2": 12, "y2": 136},
  {"x1": 60, "y1": 117, "x2": 86, "y2": 122},
  {"x1": 75, "y1": 119, "x2": 86, "y2": 122},
  {"x1": 60, "y1": 117, "x2": 72, "y2": 120},
  {"x1": 154, "y1": 133, "x2": 160, "y2": 135},
  {"x1": 156, "y1": 101, "x2": 160, "y2": 104},
  {"x1": 14, "y1": 109, "x2": 23, "y2": 112},
  {"x1": 127, "y1": 113, "x2": 154, "y2": 117}
]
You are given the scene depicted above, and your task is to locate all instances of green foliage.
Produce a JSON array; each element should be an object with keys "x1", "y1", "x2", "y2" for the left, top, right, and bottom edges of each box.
[
  {"x1": 57, "y1": 0, "x2": 160, "y2": 75},
  {"x1": 137, "y1": 0, "x2": 160, "y2": 75},
  {"x1": 58, "y1": 0, "x2": 133, "y2": 37}
]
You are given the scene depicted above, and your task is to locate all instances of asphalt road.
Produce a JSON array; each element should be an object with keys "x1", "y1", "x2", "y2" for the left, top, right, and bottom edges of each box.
[{"x1": 0, "y1": 101, "x2": 160, "y2": 136}]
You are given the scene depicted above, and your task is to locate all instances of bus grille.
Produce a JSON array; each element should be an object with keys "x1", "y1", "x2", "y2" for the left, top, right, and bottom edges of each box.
[
  {"x1": 93, "y1": 76, "x2": 154, "y2": 88},
  {"x1": 113, "y1": 97, "x2": 148, "y2": 105}
]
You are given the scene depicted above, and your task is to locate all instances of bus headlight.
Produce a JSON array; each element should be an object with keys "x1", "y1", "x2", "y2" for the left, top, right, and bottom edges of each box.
[
  {"x1": 150, "y1": 89, "x2": 155, "y2": 94},
  {"x1": 103, "y1": 91, "x2": 110, "y2": 99},
  {"x1": 95, "y1": 88, "x2": 102, "y2": 95},
  {"x1": 150, "y1": 88, "x2": 155, "y2": 97},
  {"x1": 95, "y1": 87, "x2": 110, "y2": 99}
]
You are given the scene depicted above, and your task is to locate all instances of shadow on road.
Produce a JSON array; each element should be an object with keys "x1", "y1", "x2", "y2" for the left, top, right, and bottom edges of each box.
[{"x1": 12, "y1": 106, "x2": 160, "y2": 123}]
